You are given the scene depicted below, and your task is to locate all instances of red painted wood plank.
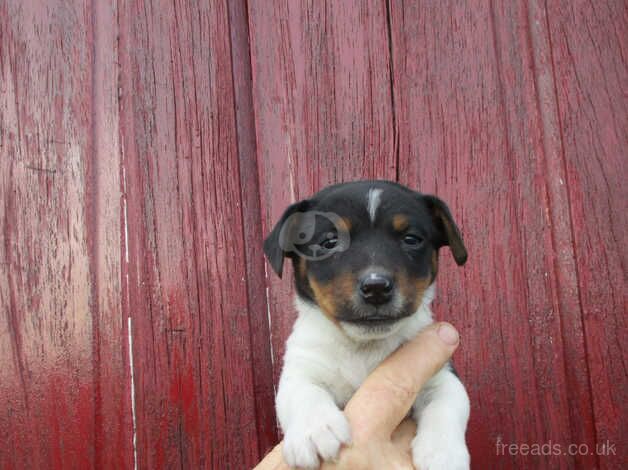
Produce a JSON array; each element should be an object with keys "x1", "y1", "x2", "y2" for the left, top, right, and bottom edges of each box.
[
  {"x1": 526, "y1": 1, "x2": 600, "y2": 466},
  {"x1": 546, "y1": 1, "x2": 627, "y2": 468},
  {"x1": 89, "y1": 1, "x2": 134, "y2": 468},
  {"x1": 248, "y1": 0, "x2": 397, "y2": 386},
  {"x1": 389, "y1": 1, "x2": 594, "y2": 468},
  {"x1": 0, "y1": 1, "x2": 132, "y2": 468},
  {"x1": 117, "y1": 0, "x2": 260, "y2": 467},
  {"x1": 227, "y1": 0, "x2": 279, "y2": 457}
]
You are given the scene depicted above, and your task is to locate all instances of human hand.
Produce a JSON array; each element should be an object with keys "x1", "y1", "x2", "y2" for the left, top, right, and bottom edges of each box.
[{"x1": 254, "y1": 322, "x2": 460, "y2": 469}]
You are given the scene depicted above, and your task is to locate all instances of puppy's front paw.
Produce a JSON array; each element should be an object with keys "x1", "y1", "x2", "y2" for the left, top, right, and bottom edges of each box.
[
  {"x1": 282, "y1": 405, "x2": 351, "y2": 469},
  {"x1": 412, "y1": 431, "x2": 469, "y2": 470}
]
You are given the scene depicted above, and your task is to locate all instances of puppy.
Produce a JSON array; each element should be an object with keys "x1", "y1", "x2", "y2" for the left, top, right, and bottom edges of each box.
[{"x1": 264, "y1": 180, "x2": 470, "y2": 469}]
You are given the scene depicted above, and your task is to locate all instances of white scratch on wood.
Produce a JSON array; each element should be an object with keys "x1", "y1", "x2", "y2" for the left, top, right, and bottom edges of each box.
[
  {"x1": 128, "y1": 316, "x2": 137, "y2": 470},
  {"x1": 265, "y1": 285, "x2": 274, "y2": 368},
  {"x1": 122, "y1": 166, "x2": 129, "y2": 263}
]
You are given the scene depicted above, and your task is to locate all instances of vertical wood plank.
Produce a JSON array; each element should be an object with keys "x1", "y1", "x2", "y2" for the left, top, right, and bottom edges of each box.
[
  {"x1": 1, "y1": 1, "x2": 97, "y2": 468},
  {"x1": 248, "y1": 0, "x2": 397, "y2": 385},
  {"x1": 526, "y1": 0, "x2": 600, "y2": 466},
  {"x1": 0, "y1": 1, "x2": 132, "y2": 468},
  {"x1": 228, "y1": 0, "x2": 279, "y2": 456},
  {"x1": 546, "y1": 1, "x2": 627, "y2": 468},
  {"x1": 90, "y1": 0, "x2": 134, "y2": 468},
  {"x1": 389, "y1": 0, "x2": 586, "y2": 467},
  {"x1": 0, "y1": 1, "x2": 94, "y2": 467},
  {"x1": 117, "y1": 0, "x2": 260, "y2": 467}
]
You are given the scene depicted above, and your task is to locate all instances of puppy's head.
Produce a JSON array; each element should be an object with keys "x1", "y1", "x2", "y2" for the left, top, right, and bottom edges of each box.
[{"x1": 264, "y1": 181, "x2": 467, "y2": 341}]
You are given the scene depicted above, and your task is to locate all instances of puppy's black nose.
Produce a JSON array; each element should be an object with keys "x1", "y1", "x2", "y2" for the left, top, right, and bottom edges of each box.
[{"x1": 359, "y1": 273, "x2": 394, "y2": 305}]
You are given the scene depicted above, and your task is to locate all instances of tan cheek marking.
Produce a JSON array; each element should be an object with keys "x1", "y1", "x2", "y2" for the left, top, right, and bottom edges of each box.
[
  {"x1": 413, "y1": 277, "x2": 431, "y2": 309},
  {"x1": 308, "y1": 277, "x2": 339, "y2": 324},
  {"x1": 392, "y1": 214, "x2": 409, "y2": 232},
  {"x1": 308, "y1": 272, "x2": 357, "y2": 324},
  {"x1": 336, "y1": 272, "x2": 356, "y2": 302},
  {"x1": 397, "y1": 272, "x2": 411, "y2": 305},
  {"x1": 398, "y1": 272, "x2": 431, "y2": 311}
]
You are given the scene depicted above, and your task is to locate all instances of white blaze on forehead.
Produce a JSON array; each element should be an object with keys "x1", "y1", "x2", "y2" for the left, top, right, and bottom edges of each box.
[{"x1": 367, "y1": 188, "x2": 383, "y2": 223}]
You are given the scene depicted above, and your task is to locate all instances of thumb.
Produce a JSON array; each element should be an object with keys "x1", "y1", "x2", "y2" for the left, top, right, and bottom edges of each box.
[{"x1": 343, "y1": 322, "x2": 460, "y2": 442}]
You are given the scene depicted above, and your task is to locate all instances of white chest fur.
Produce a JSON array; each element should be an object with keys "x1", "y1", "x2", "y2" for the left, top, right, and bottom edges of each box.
[{"x1": 281, "y1": 292, "x2": 435, "y2": 407}]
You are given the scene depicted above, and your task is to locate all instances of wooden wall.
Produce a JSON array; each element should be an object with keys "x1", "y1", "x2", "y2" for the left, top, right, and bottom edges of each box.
[{"x1": 1, "y1": 1, "x2": 625, "y2": 468}]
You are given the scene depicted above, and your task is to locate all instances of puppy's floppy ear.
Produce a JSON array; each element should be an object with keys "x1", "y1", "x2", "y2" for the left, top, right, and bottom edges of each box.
[
  {"x1": 423, "y1": 195, "x2": 468, "y2": 266},
  {"x1": 263, "y1": 200, "x2": 311, "y2": 278}
]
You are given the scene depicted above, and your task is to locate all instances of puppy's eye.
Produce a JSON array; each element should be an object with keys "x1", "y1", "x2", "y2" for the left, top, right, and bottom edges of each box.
[
  {"x1": 321, "y1": 237, "x2": 339, "y2": 250},
  {"x1": 403, "y1": 234, "x2": 424, "y2": 246}
]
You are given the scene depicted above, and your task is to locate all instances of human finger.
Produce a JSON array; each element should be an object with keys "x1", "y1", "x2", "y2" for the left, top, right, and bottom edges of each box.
[{"x1": 343, "y1": 322, "x2": 459, "y2": 442}]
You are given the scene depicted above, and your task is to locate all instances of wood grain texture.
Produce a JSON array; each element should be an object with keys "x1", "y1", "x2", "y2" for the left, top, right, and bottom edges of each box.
[
  {"x1": 117, "y1": 0, "x2": 261, "y2": 467},
  {"x1": 248, "y1": 0, "x2": 397, "y2": 385},
  {"x1": 0, "y1": 0, "x2": 625, "y2": 468},
  {"x1": 545, "y1": 1, "x2": 627, "y2": 468},
  {"x1": 227, "y1": 0, "x2": 280, "y2": 458},
  {"x1": 90, "y1": 1, "x2": 135, "y2": 467},
  {"x1": 389, "y1": 1, "x2": 625, "y2": 468},
  {"x1": 250, "y1": 0, "x2": 626, "y2": 468},
  {"x1": 0, "y1": 1, "x2": 131, "y2": 468},
  {"x1": 2, "y1": 0, "x2": 273, "y2": 468},
  {"x1": 390, "y1": 2, "x2": 573, "y2": 467}
]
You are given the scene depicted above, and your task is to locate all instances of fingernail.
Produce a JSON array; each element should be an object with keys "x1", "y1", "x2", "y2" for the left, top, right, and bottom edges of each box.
[{"x1": 437, "y1": 323, "x2": 459, "y2": 345}]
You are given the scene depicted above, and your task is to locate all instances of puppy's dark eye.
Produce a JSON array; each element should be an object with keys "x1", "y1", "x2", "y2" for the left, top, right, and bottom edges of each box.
[
  {"x1": 403, "y1": 234, "x2": 424, "y2": 246},
  {"x1": 321, "y1": 237, "x2": 339, "y2": 250}
]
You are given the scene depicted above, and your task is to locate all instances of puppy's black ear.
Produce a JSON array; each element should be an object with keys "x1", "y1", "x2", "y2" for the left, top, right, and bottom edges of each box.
[
  {"x1": 423, "y1": 195, "x2": 467, "y2": 266},
  {"x1": 263, "y1": 200, "x2": 310, "y2": 278}
]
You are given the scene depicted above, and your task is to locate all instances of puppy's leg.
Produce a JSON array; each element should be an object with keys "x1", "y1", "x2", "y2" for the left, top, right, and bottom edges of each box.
[
  {"x1": 412, "y1": 365, "x2": 470, "y2": 470},
  {"x1": 276, "y1": 375, "x2": 351, "y2": 469}
]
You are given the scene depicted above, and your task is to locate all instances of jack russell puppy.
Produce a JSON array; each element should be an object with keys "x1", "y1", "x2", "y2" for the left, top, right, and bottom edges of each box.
[{"x1": 264, "y1": 180, "x2": 470, "y2": 469}]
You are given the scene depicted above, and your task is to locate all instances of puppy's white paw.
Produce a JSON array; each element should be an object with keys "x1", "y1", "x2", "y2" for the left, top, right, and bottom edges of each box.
[
  {"x1": 412, "y1": 431, "x2": 469, "y2": 470},
  {"x1": 282, "y1": 405, "x2": 351, "y2": 469}
]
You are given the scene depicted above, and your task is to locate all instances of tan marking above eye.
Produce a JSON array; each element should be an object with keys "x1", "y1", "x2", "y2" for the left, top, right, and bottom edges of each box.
[
  {"x1": 392, "y1": 214, "x2": 409, "y2": 232},
  {"x1": 339, "y1": 217, "x2": 352, "y2": 232}
]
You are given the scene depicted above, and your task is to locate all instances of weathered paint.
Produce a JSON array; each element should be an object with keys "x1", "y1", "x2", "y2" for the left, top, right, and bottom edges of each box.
[{"x1": 1, "y1": 1, "x2": 625, "y2": 469}]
